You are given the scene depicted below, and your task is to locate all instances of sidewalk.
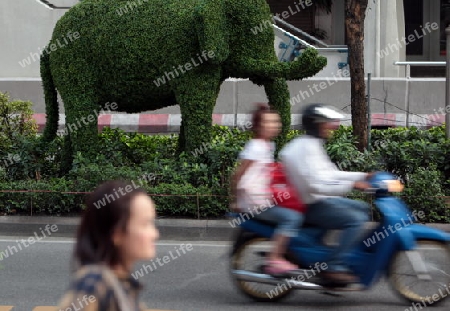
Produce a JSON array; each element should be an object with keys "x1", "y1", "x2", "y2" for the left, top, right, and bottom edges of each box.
[{"x1": 0, "y1": 216, "x2": 450, "y2": 240}]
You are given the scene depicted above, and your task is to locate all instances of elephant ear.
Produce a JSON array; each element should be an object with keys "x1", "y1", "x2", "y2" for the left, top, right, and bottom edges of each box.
[{"x1": 194, "y1": 0, "x2": 229, "y2": 64}]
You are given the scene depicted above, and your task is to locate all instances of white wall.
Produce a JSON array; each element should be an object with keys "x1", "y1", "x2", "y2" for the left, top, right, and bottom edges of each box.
[
  {"x1": 1, "y1": 78, "x2": 445, "y2": 122},
  {"x1": 0, "y1": 0, "x2": 73, "y2": 78}
]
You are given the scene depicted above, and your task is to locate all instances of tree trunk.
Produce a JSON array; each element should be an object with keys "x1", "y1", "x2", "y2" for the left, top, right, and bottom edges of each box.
[{"x1": 345, "y1": 0, "x2": 369, "y2": 151}]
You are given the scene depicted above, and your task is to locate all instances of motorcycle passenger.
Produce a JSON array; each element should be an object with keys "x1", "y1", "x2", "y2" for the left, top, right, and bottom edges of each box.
[
  {"x1": 280, "y1": 103, "x2": 372, "y2": 283},
  {"x1": 231, "y1": 103, "x2": 304, "y2": 275}
]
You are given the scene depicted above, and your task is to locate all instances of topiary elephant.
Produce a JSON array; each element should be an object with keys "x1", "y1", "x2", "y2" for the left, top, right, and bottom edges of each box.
[{"x1": 41, "y1": 0, "x2": 326, "y2": 166}]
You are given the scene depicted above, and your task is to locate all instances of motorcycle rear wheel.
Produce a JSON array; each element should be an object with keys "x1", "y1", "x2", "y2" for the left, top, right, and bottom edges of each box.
[
  {"x1": 231, "y1": 237, "x2": 294, "y2": 302},
  {"x1": 388, "y1": 240, "x2": 450, "y2": 306}
]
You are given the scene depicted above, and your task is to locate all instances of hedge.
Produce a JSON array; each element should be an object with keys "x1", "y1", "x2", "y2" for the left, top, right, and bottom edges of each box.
[{"x1": 1, "y1": 125, "x2": 450, "y2": 221}]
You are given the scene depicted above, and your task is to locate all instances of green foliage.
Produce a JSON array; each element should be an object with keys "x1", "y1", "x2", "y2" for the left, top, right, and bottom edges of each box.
[
  {"x1": 370, "y1": 126, "x2": 450, "y2": 182},
  {"x1": 0, "y1": 92, "x2": 43, "y2": 180},
  {"x1": 326, "y1": 126, "x2": 378, "y2": 172},
  {"x1": 149, "y1": 183, "x2": 227, "y2": 218},
  {"x1": 0, "y1": 178, "x2": 85, "y2": 216},
  {"x1": 0, "y1": 92, "x2": 37, "y2": 150},
  {"x1": 194, "y1": 0, "x2": 229, "y2": 64},
  {"x1": 97, "y1": 128, "x2": 178, "y2": 167},
  {"x1": 322, "y1": 125, "x2": 450, "y2": 221},
  {"x1": 1, "y1": 135, "x2": 64, "y2": 181},
  {"x1": 41, "y1": 0, "x2": 327, "y2": 169},
  {"x1": 402, "y1": 166, "x2": 449, "y2": 223},
  {"x1": 2, "y1": 125, "x2": 450, "y2": 221}
]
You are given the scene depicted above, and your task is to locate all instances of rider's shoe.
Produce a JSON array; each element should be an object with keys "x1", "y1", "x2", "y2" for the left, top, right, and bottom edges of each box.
[
  {"x1": 264, "y1": 259, "x2": 299, "y2": 276},
  {"x1": 321, "y1": 271, "x2": 359, "y2": 284}
]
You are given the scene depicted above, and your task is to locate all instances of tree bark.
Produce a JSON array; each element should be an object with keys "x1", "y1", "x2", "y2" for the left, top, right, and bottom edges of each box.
[{"x1": 345, "y1": 0, "x2": 369, "y2": 151}]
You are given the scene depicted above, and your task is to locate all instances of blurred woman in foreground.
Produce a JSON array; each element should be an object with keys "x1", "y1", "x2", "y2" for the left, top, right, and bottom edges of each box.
[{"x1": 57, "y1": 180, "x2": 159, "y2": 311}]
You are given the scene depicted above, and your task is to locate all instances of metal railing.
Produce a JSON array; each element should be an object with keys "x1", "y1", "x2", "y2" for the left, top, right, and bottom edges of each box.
[
  {"x1": 272, "y1": 17, "x2": 348, "y2": 67},
  {"x1": 273, "y1": 16, "x2": 348, "y2": 52},
  {"x1": 35, "y1": 0, "x2": 72, "y2": 9},
  {"x1": 394, "y1": 61, "x2": 446, "y2": 78},
  {"x1": 273, "y1": 25, "x2": 315, "y2": 49}
]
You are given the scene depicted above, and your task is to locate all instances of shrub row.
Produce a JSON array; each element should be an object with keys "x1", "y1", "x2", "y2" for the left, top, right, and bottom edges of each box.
[{"x1": 1, "y1": 125, "x2": 449, "y2": 221}]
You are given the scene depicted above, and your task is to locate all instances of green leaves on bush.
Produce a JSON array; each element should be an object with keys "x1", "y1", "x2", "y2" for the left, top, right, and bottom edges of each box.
[
  {"x1": 149, "y1": 183, "x2": 227, "y2": 218},
  {"x1": 323, "y1": 125, "x2": 450, "y2": 222},
  {"x1": 0, "y1": 91, "x2": 53, "y2": 180},
  {"x1": 1, "y1": 123, "x2": 449, "y2": 221},
  {"x1": 402, "y1": 165, "x2": 449, "y2": 223},
  {"x1": 0, "y1": 179, "x2": 85, "y2": 216},
  {"x1": 0, "y1": 92, "x2": 37, "y2": 150}
]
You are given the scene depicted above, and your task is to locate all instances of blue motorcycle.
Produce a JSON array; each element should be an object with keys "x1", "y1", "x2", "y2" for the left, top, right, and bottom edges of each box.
[{"x1": 230, "y1": 172, "x2": 450, "y2": 305}]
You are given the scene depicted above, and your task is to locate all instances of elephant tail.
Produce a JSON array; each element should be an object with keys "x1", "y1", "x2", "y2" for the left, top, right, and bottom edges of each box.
[{"x1": 40, "y1": 48, "x2": 59, "y2": 142}]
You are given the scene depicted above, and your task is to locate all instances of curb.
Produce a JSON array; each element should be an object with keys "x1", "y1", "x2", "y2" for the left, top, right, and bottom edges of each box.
[
  {"x1": 0, "y1": 216, "x2": 237, "y2": 241},
  {"x1": 1, "y1": 216, "x2": 449, "y2": 241},
  {"x1": 31, "y1": 113, "x2": 445, "y2": 133}
]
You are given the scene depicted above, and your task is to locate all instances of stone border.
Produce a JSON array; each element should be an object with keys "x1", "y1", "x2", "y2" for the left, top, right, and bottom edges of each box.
[{"x1": 31, "y1": 113, "x2": 446, "y2": 133}]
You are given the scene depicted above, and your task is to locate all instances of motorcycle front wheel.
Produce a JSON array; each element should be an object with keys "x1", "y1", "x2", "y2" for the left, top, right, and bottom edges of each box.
[
  {"x1": 230, "y1": 237, "x2": 294, "y2": 302},
  {"x1": 388, "y1": 240, "x2": 450, "y2": 306}
]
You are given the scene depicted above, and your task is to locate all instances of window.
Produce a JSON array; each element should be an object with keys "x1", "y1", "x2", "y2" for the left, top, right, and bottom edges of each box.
[
  {"x1": 404, "y1": 0, "x2": 424, "y2": 55},
  {"x1": 266, "y1": 0, "x2": 315, "y2": 33},
  {"x1": 440, "y1": 0, "x2": 450, "y2": 55}
]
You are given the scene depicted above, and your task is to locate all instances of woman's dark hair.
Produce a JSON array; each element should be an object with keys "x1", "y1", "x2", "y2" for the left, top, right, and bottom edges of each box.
[
  {"x1": 251, "y1": 102, "x2": 277, "y2": 137},
  {"x1": 74, "y1": 180, "x2": 148, "y2": 268}
]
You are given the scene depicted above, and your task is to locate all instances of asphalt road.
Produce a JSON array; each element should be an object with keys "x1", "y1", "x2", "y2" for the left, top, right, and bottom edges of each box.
[{"x1": 0, "y1": 236, "x2": 449, "y2": 311}]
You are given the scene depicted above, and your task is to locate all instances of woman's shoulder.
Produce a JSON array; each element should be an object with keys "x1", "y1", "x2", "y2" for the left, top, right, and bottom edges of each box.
[
  {"x1": 72, "y1": 264, "x2": 109, "y2": 289},
  {"x1": 57, "y1": 265, "x2": 117, "y2": 310},
  {"x1": 56, "y1": 266, "x2": 103, "y2": 310},
  {"x1": 71, "y1": 265, "x2": 113, "y2": 297}
]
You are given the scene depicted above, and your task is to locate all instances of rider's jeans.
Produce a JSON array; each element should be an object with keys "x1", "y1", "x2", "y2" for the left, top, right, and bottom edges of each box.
[
  {"x1": 254, "y1": 205, "x2": 304, "y2": 238},
  {"x1": 305, "y1": 197, "x2": 370, "y2": 272}
]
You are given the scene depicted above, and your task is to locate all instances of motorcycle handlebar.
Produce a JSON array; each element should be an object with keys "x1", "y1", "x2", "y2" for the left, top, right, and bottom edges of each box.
[{"x1": 363, "y1": 177, "x2": 404, "y2": 194}]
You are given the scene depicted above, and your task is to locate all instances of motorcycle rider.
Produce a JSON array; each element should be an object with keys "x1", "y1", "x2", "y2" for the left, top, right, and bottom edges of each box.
[
  {"x1": 280, "y1": 103, "x2": 372, "y2": 283},
  {"x1": 231, "y1": 103, "x2": 304, "y2": 275}
]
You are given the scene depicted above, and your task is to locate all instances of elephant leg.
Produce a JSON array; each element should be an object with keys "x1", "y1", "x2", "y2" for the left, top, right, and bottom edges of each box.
[
  {"x1": 60, "y1": 132, "x2": 73, "y2": 176},
  {"x1": 66, "y1": 96, "x2": 99, "y2": 153},
  {"x1": 173, "y1": 70, "x2": 222, "y2": 154},
  {"x1": 60, "y1": 92, "x2": 99, "y2": 171},
  {"x1": 263, "y1": 78, "x2": 291, "y2": 151},
  {"x1": 49, "y1": 51, "x2": 102, "y2": 171}
]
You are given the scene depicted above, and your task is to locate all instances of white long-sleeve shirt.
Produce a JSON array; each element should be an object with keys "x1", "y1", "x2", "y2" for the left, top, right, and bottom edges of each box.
[{"x1": 279, "y1": 135, "x2": 367, "y2": 204}]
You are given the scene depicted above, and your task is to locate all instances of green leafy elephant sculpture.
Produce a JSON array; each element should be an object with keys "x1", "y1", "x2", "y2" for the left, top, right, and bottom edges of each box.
[{"x1": 41, "y1": 0, "x2": 327, "y2": 166}]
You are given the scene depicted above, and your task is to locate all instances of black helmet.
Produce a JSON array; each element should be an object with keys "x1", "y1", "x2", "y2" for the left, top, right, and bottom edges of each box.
[{"x1": 301, "y1": 103, "x2": 344, "y2": 137}]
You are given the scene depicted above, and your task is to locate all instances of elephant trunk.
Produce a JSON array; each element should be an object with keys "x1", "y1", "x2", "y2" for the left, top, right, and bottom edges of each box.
[{"x1": 235, "y1": 48, "x2": 327, "y2": 81}]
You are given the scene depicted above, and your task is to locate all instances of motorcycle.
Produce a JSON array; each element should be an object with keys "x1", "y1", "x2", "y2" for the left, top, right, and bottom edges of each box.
[{"x1": 229, "y1": 172, "x2": 450, "y2": 305}]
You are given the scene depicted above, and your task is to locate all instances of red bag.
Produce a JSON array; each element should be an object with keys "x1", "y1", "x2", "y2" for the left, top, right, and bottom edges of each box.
[{"x1": 270, "y1": 162, "x2": 307, "y2": 213}]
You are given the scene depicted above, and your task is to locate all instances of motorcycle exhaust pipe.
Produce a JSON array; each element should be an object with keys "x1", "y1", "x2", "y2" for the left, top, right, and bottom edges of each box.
[
  {"x1": 231, "y1": 270, "x2": 323, "y2": 290},
  {"x1": 232, "y1": 270, "x2": 280, "y2": 285}
]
